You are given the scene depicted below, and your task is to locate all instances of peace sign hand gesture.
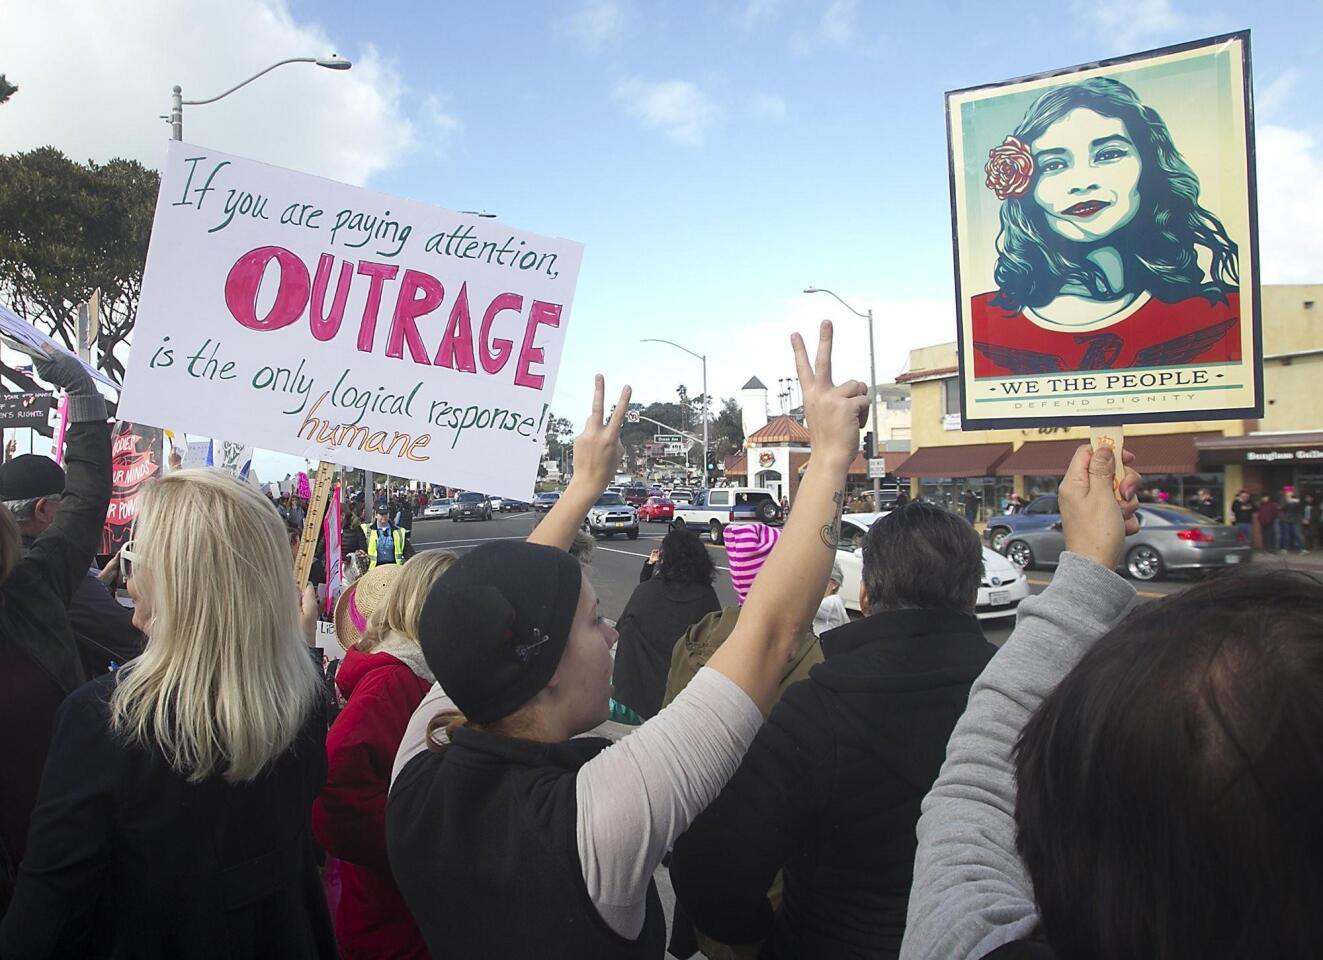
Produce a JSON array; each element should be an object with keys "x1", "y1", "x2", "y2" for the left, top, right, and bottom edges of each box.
[{"x1": 793, "y1": 321, "x2": 870, "y2": 471}]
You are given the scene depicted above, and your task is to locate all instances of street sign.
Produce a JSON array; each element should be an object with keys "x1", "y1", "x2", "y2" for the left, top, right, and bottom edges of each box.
[
  {"x1": 626, "y1": 409, "x2": 640, "y2": 423},
  {"x1": 664, "y1": 442, "x2": 686, "y2": 455},
  {"x1": 867, "y1": 457, "x2": 887, "y2": 479},
  {"x1": 654, "y1": 433, "x2": 681, "y2": 443}
]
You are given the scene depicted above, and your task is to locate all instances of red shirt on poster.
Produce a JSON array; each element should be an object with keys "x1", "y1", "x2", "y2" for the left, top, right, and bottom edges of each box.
[{"x1": 970, "y1": 291, "x2": 1241, "y2": 378}]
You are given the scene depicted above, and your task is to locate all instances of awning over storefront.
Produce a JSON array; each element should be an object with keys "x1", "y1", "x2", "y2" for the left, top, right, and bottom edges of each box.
[
  {"x1": 995, "y1": 433, "x2": 1215, "y2": 476},
  {"x1": 900, "y1": 443, "x2": 1011, "y2": 478},
  {"x1": 1197, "y1": 431, "x2": 1323, "y2": 467}
]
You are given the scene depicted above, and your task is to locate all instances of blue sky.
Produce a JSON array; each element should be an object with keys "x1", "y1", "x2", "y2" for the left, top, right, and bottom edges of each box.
[{"x1": 3, "y1": 0, "x2": 1321, "y2": 476}]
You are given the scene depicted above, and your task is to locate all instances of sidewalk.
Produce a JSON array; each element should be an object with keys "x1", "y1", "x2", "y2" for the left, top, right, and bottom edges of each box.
[{"x1": 1249, "y1": 549, "x2": 1323, "y2": 574}]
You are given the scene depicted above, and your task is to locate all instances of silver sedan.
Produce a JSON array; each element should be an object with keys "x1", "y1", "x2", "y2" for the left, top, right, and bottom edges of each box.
[{"x1": 1002, "y1": 504, "x2": 1251, "y2": 582}]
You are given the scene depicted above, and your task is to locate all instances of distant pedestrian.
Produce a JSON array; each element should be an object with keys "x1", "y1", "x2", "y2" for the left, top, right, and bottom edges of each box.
[
  {"x1": 960, "y1": 489, "x2": 979, "y2": 523},
  {"x1": 356, "y1": 506, "x2": 415, "y2": 569},
  {"x1": 1280, "y1": 486, "x2": 1306, "y2": 554},
  {"x1": 813, "y1": 560, "x2": 850, "y2": 636},
  {"x1": 1190, "y1": 487, "x2": 1219, "y2": 520},
  {"x1": 1258, "y1": 494, "x2": 1280, "y2": 552},
  {"x1": 1230, "y1": 489, "x2": 1257, "y2": 546}
]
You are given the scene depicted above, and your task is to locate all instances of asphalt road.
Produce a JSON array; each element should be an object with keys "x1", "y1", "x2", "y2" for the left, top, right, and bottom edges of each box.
[{"x1": 408, "y1": 511, "x2": 1191, "y2": 646}]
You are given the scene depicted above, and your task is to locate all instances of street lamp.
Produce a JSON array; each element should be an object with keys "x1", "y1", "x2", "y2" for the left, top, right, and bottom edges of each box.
[
  {"x1": 804, "y1": 286, "x2": 881, "y2": 509},
  {"x1": 640, "y1": 338, "x2": 708, "y2": 489},
  {"x1": 169, "y1": 55, "x2": 352, "y2": 140}
]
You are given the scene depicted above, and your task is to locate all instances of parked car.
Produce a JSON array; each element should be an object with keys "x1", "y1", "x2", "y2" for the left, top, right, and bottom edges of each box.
[
  {"x1": 422, "y1": 497, "x2": 453, "y2": 518},
  {"x1": 637, "y1": 497, "x2": 675, "y2": 523},
  {"x1": 452, "y1": 491, "x2": 493, "y2": 522},
  {"x1": 502, "y1": 498, "x2": 530, "y2": 512},
  {"x1": 622, "y1": 484, "x2": 650, "y2": 507},
  {"x1": 1002, "y1": 504, "x2": 1251, "y2": 582},
  {"x1": 671, "y1": 487, "x2": 782, "y2": 545},
  {"x1": 835, "y1": 513, "x2": 1030, "y2": 620},
  {"x1": 982, "y1": 493, "x2": 1060, "y2": 552},
  {"x1": 584, "y1": 492, "x2": 639, "y2": 539},
  {"x1": 669, "y1": 488, "x2": 694, "y2": 505},
  {"x1": 488, "y1": 496, "x2": 505, "y2": 511},
  {"x1": 533, "y1": 491, "x2": 561, "y2": 512}
]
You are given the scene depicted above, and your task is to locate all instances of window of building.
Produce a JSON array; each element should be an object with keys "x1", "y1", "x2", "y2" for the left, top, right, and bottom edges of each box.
[{"x1": 940, "y1": 378, "x2": 961, "y2": 416}]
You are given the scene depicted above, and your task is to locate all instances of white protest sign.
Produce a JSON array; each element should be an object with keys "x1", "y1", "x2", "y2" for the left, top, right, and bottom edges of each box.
[
  {"x1": 118, "y1": 142, "x2": 584, "y2": 500},
  {"x1": 0, "y1": 302, "x2": 119, "y2": 390}
]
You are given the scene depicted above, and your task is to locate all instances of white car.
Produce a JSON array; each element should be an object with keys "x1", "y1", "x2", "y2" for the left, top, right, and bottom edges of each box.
[
  {"x1": 422, "y1": 498, "x2": 453, "y2": 518},
  {"x1": 834, "y1": 512, "x2": 1030, "y2": 621}
]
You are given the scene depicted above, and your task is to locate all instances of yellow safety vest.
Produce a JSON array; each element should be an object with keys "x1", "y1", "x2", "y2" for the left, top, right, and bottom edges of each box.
[{"x1": 362, "y1": 524, "x2": 406, "y2": 568}]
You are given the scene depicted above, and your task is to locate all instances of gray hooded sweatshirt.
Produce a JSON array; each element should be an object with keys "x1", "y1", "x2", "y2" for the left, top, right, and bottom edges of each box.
[{"x1": 900, "y1": 552, "x2": 1136, "y2": 960}]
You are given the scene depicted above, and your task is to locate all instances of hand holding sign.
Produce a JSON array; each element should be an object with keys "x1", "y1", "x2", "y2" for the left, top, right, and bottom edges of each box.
[{"x1": 1059, "y1": 444, "x2": 1142, "y2": 569}]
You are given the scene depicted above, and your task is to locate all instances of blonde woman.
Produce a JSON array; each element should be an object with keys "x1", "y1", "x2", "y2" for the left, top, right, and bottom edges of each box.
[
  {"x1": 1, "y1": 469, "x2": 335, "y2": 959},
  {"x1": 313, "y1": 550, "x2": 456, "y2": 960}
]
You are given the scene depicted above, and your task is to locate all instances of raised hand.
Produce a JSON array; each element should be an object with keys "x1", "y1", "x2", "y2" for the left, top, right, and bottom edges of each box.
[
  {"x1": 792, "y1": 321, "x2": 869, "y2": 471},
  {"x1": 570, "y1": 374, "x2": 632, "y2": 496},
  {"x1": 1059, "y1": 444, "x2": 1142, "y2": 570}
]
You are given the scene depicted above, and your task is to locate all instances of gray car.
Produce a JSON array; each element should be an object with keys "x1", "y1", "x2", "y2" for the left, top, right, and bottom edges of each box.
[{"x1": 1002, "y1": 504, "x2": 1251, "y2": 581}]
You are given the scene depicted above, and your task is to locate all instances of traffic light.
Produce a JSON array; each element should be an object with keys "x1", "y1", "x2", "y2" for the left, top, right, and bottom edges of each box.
[
  {"x1": 706, "y1": 450, "x2": 717, "y2": 473},
  {"x1": 862, "y1": 431, "x2": 874, "y2": 455}
]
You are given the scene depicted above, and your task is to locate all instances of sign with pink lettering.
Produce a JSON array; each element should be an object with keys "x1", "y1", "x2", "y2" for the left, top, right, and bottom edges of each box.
[{"x1": 118, "y1": 142, "x2": 583, "y2": 499}]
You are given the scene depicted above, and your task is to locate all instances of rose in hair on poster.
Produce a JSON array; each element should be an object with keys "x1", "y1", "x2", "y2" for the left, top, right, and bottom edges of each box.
[
  {"x1": 946, "y1": 31, "x2": 1262, "y2": 430},
  {"x1": 117, "y1": 143, "x2": 584, "y2": 500}
]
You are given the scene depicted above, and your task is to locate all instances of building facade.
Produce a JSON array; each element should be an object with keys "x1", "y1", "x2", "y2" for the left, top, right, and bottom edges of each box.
[{"x1": 897, "y1": 284, "x2": 1322, "y2": 523}]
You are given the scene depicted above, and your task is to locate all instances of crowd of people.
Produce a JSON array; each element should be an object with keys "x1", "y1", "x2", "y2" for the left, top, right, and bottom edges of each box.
[{"x1": 1, "y1": 324, "x2": 1322, "y2": 959}]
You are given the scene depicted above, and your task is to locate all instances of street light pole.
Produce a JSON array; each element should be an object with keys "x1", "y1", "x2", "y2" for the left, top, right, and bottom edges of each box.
[
  {"x1": 169, "y1": 55, "x2": 352, "y2": 141},
  {"x1": 641, "y1": 338, "x2": 708, "y2": 490},
  {"x1": 804, "y1": 287, "x2": 882, "y2": 509}
]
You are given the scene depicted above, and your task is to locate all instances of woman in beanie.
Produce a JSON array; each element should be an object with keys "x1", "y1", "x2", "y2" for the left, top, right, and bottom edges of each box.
[
  {"x1": 388, "y1": 322, "x2": 868, "y2": 958},
  {"x1": 314, "y1": 552, "x2": 456, "y2": 960},
  {"x1": 611, "y1": 528, "x2": 721, "y2": 720}
]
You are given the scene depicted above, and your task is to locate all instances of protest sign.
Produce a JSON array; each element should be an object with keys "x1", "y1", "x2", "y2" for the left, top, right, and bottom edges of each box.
[
  {"x1": 182, "y1": 439, "x2": 211, "y2": 468},
  {"x1": 118, "y1": 143, "x2": 584, "y2": 500},
  {"x1": 0, "y1": 391, "x2": 53, "y2": 427},
  {"x1": 0, "y1": 302, "x2": 119, "y2": 391},
  {"x1": 103, "y1": 422, "x2": 163, "y2": 555},
  {"x1": 945, "y1": 32, "x2": 1260, "y2": 429},
  {"x1": 323, "y1": 484, "x2": 343, "y2": 617}
]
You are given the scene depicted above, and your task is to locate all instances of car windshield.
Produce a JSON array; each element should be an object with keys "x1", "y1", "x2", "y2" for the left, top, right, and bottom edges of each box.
[
  {"x1": 1142, "y1": 505, "x2": 1218, "y2": 525},
  {"x1": 458, "y1": 492, "x2": 484, "y2": 502},
  {"x1": 537, "y1": 492, "x2": 558, "y2": 501},
  {"x1": 595, "y1": 493, "x2": 627, "y2": 506}
]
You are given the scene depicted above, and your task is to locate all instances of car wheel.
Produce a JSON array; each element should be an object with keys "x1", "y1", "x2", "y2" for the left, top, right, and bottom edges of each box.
[
  {"x1": 709, "y1": 520, "x2": 724, "y2": 545},
  {"x1": 989, "y1": 526, "x2": 1011, "y2": 552},
  {"x1": 671, "y1": 518, "x2": 686, "y2": 532},
  {"x1": 627, "y1": 528, "x2": 639, "y2": 540},
  {"x1": 1126, "y1": 544, "x2": 1165, "y2": 582},
  {"x1": 755, "y1": 499, "x2": 778, "y2": 522},
  {"x1": 1006, "y1": 540, "x2": 1035, "y2": 571}
]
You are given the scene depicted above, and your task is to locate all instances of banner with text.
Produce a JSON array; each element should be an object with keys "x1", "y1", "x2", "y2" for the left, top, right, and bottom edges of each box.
[{"x1": 118, "y1": 142, "x2": 584, "y2": 500}]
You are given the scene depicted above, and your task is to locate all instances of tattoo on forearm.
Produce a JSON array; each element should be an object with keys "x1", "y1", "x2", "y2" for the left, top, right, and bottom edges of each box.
[{"x1": 819, "y1": 489, "x2": 845, "y2": 549}]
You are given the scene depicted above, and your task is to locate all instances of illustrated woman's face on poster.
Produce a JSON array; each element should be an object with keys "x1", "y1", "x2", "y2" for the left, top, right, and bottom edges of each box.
[{"x1": 1030, "y1": 107, "x2": 1142, "y2": 244}]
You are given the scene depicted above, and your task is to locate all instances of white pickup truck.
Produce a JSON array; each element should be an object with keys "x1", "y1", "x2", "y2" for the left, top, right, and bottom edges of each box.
[{"x1": 669, "y1": 486, "x2": 783, "y2": 545}]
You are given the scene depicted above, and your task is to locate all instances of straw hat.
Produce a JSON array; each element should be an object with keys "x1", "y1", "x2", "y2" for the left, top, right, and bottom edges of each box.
[{"x1": 334, "y1": 564, "x2": 403, "y2": 651}]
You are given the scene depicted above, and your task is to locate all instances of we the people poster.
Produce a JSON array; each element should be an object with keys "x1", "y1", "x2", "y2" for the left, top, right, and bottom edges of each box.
[
  {"x1": 946, "y1": 32, "x2": 1262, "y2": 429},
  {"x1": 118, "y1": 143, "x2": 583, "y2": 500}
]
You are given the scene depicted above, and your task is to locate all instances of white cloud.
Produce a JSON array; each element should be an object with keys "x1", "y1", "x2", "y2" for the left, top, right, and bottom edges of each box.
[
  {"x1": 558, "y1": 0, "x2": 627, "y2": 52},
  {"x1": 613, "y1": 77, "x2": 718, "y2": 145},
  {"x1": 1068, "y1": 0, "x2": 1185, "y2": 49},
  {"x1": 0, "y1": 0, "x2": 425, "y2": 186},
  {"x1": 750, "y1": 92, "x2": 788, "y2": 120},
  {"x1": 1256, "y1": 124, "x2": 1323, "y2": 284},
  {"x1": 734, "y1": 0, "x2": 781, "y2": 30},
  {"x1": 1257, "y1": 68, "x2": 1300, "y2": 119},
  {"x1": 792, "y1": 0, "x2": 858, "y2": 55},
  {"x1": 420, "y1": 93, "x2": 463, "y2": 158}
]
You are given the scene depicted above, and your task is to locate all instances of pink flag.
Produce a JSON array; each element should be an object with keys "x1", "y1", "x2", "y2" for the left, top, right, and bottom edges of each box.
[
  {"x1": 324, "y1": 486, "x2": 343, "y2": 617},
  {"x1": 52, "y1": 393, "x2": 70, "y2": 465}
]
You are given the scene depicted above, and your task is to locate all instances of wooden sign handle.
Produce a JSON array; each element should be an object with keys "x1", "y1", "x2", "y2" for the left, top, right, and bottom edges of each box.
[
  {"x1": 1089, "y1": 425, "x2": 1125, "y2": 490},
  {"x1": 295, "y1": 462, "x2": 337, "y2": 590}
]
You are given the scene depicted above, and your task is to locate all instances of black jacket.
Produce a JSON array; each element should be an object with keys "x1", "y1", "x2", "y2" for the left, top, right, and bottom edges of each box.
[
  {"x1": 20, "y1": 535, "x2": 144, "y2": 678},
  {"x1": 387, "y1": 726, "x2": 666, "y2": 958},
  {"x1": 0, "y1": 419, "x2": 109, "y2": 905},
  {"x1": 0, "y1": 674, "x2": 335, "y2": 959},
  {"x1": 611, "y1": 575, "x2": 721, "y2": 720},
  {"x1": 671, "y1": 608, "x2": 996, "y2": 959}
]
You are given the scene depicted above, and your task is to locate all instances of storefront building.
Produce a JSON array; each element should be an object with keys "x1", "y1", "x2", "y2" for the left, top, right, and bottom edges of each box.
[{"x1": 897, "y1": 284, "x2": 1322, "y2": 523}]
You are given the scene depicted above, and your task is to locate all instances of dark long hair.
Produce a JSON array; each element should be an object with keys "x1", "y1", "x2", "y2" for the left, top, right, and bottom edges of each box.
[
  {"x1": 658, "y1": 528, "x2": 715, "y2": 586},
  {"x1": 992, "y1": 77, "x2": 1237, "y2": 311},
  {"x1": 1013, "y1": 569, "x2": 1323, "y2": 959}
]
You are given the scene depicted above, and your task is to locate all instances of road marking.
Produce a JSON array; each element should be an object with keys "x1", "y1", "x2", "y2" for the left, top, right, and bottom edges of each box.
[{"x1": 593, "y1": 543, "x2": 731, "y2": 573}]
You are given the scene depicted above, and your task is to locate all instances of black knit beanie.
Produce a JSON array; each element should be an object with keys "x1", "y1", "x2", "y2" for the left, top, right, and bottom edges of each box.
[{"x1": 419, "y1": 540, "x2": 583, "y2": 724}]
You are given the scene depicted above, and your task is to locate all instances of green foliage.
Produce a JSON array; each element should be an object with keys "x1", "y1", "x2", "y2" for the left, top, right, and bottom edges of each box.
[
  {"x1": 543, "y1": 412, "x2": 574, "y2": 461},
  {"x1": 0, "y1": 75, "x2": 16, "y2": 105},
  {"x1": 0, "y1": 147, "x2": 159, "y2": 385}
]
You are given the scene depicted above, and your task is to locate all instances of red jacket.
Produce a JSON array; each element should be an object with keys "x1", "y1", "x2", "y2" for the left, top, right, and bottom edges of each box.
[{"x1": 313, "y1": 644, "x2": 432, "y2": 960}]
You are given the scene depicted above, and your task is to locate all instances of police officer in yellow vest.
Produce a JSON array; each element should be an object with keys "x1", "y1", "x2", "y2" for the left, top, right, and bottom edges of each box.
[{"x1": 362, "y1": 505, "x2": 415, "y2": 569}]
